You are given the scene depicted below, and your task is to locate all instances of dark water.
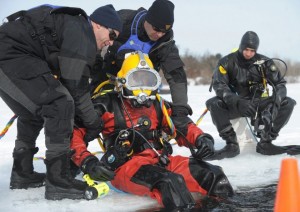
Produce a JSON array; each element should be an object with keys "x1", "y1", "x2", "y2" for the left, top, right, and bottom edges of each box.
[
  {"x1": 138, "y1": 184, "x2": 277, "y2": 212},
  {"x1": 197, "y1": 184, "x2": 276, "y2": 212}
]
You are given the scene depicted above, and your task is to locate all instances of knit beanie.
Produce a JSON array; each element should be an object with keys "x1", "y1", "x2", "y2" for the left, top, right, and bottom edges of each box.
[
  {"x1": 145, "y1": 0, "x2": 174, "y2": 32},
  {"x1": 90, "y1": 4, "x2": 122, "y2": 32},
  {"x1": 239, "y1": 31, "x2": 260, "y2": 52}
]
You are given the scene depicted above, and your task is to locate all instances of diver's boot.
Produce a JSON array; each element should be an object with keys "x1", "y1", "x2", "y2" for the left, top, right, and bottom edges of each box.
[
  {"x1": 256, "y1": 139, "x2": 286, "y2": 155},
  {"x1": 204, "y1": 133, "x2": 240, "y2": 161},
  {"x1": 10, "y1": 147, "x2": 45, "y2": 189},
  {"x1": 44, "y1": 153, "x2": 88, "y2": 200}
]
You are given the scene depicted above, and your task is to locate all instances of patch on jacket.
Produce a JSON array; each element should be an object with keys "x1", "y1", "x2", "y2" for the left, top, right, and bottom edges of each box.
[{"x1": 219, "y1": 66, "x2": 227, "y2": 75}]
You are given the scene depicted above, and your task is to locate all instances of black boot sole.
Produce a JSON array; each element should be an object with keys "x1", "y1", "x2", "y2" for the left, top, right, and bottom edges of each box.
[
  {"x1": 256, "y1": 143, "x2": 286, "y2": 155},
  {"x1": 204, "y1": 144, "x2": 240, "y2": 160},
  {"x1": 10, "y1": 172, "x2": 46, "y2": 189},
  {"x1": 45, "y1": 180, "x2": 86, "y2": 200},
  {"x1": 45, "y1": 192, "x2": 85, "y2": 200},
  {"x1": 10, "y1": 181, "x2": 45, "y2": 189},
  {"x1": 204, "y1": 150, "x2": 240, "y2": 161}
]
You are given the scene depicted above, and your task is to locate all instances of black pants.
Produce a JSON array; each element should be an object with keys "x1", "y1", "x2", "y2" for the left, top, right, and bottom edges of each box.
[
  {"x1": 206, "y1": 96, "x2": 296, "y2": 139},
  {"x1": 0, "y1": 56, "x2": 74, "y2": 159}
]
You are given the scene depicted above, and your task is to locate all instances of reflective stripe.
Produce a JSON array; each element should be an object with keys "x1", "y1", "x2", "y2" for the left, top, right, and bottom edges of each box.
[
  {"x1": 58, "y1": 56, "x2": 88, "y2": 80},
  {"x1": 0, "y1": 68, "x2": 39, "y2": 114}
]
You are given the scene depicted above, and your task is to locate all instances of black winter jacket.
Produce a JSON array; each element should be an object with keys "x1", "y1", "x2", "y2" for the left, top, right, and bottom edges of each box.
[
  {"x1": 212, "y1": 51, "x2": 287, "y2": 106},
  {"x1": 0, "y1": 5, "x2": 98, "y2": 128}
]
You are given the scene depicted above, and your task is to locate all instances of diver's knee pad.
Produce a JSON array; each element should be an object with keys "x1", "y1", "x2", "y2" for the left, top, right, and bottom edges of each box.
[
  {"x1": 189, "y1": 158, "x2": 234, "y2": 198},
  {"x1": 132, "y1": 165, "x2": 195, "y2": 210}
]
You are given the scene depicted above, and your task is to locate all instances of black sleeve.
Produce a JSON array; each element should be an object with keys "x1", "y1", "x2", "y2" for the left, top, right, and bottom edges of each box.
[
  {"x1": 151, "y1": 39, "x2": 188, "y2": 106},
  {"x1": 58, "y1": 15, "x2": 98, "y2": 128},
  {"x1": 212, "y1": 55, "x2": 239, "y2": 106},
  {"x1": 92, "y1": 94, "x2": 112, "y2": 115}
]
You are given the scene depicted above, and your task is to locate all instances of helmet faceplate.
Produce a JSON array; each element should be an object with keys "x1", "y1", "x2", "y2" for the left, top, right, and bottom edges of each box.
[{"x1": 117, "y1": 51, "x2": 161, "y2": 104}]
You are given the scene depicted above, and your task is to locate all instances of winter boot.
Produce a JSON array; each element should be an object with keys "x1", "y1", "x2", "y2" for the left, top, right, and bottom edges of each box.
[
  {"x1": 10, "y1": 147, "x2": 45, "y2": 189},
  {"x1": 44, "y1": 153, "x2": 88, "y2": 200},
  {"x1": 256, "y1": 139, "x2": 286, "y2": 155},
  {"x1": 204, "y1": 132, "x2": 240, "y2": 160}
]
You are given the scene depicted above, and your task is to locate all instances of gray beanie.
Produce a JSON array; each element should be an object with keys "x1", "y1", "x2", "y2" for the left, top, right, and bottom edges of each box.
[{"x1": 90, "y1": 4, "x2": 122, "y2": 32}]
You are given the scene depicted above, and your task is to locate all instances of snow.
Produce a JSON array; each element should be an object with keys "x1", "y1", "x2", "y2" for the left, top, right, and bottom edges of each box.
[{"x1": 1, "y1": 84, "x2": 300, "y2": 211}]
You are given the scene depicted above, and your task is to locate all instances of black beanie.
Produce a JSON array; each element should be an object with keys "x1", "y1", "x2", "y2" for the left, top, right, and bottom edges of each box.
[
  {"x1": 145, "y1": 0, "x2": 174, "y2": 32},
  {"x1": 239, "y1": 31, "x2": 260, "y2": 52},
  {"x1": 90, "y1": 4, "x2": 122, "y2": 32}
]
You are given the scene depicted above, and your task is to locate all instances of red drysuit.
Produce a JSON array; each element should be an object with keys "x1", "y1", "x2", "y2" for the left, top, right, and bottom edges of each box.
[{"x1": 71, "y1": 93, "x2": 233, "y2": 207}]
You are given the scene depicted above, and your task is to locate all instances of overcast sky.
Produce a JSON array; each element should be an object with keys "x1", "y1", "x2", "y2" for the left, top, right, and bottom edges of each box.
[{"x1": 1, "y1": 0, "x2": 299, "y2": 62}]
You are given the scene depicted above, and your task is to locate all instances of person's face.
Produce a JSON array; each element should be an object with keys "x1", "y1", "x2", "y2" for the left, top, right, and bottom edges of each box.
[
  {"x1": 92, "y1": 22, "x2": 119, "y2": 50},
  {"x1": 143, "y1": 21, "x2": 166, "y2": 41},
  {"x1": 242, "y1": 48, "x2": 256, "y2": 60}
]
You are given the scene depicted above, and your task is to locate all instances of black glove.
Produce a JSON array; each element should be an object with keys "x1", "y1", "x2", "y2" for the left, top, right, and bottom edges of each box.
[
  {"x1": 171, "y1": 105, "x2": 193, "y2": 136},
  {"x1": 237, "y1": 98, "x2": 256, "y2": 117},
  {"x1": 171, "y1": 105, "x2": 193, "y2": 117},
  {"x1": 81, "y1": 155, "x2": 115, "y2": 181},
  {"x1": 83, "y1": 116, "x2": 104, "y2": 144},
  {"x1": 193, "y1": 133, "x2": 215, "y2": 160}
]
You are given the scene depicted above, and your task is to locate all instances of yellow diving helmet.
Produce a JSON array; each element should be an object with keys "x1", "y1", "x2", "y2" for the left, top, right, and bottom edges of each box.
[{"x1": 117, "y1": 51, "x2": 161, "y2": 105}]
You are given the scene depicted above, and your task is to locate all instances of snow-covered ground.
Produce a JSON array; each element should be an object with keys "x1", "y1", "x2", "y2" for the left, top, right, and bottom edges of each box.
[{"x1": 0, "y1": 84, "x2": 300, "y2": 211}]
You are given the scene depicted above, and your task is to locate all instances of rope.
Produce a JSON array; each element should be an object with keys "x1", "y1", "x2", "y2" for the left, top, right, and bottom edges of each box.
[
  {"x1": 97, "y1": 137, "x2": 106, "y2": 152},
  {"x1": 33, "y1": 156, "x2": 46, "y2": 161},
  {"x1": 195, "y1": 108, "x2": 209, "y2": 126},
  {"x1": 33, "y1": 150, "x2": 105, "y2": 161},
  {"x1": 0, "y1": 114, "x2": 18, "y2": 140},
  {"x1": 245, "y1": 117, "x2": 259, "y2": 143},
  {"x1": 156, "y1": 94, "x2": 176, "y2": 138}
]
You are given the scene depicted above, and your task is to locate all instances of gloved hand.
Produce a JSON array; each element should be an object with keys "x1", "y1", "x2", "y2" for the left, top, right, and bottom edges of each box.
[
  {"x1": 193, "y1": 133, "x2": 215, "y2": 160},
  {"x1": 171, "y1": 105, "x2": 193, "y2": 117},
  {"x1": 171, "y1": 105, "x2": 193, "y2": 136},
  {"x1": 83, "y1": 116, "x2": 104, "y2": 144},
  {"x1": 81, "y1": 155, "x2": 115, "y2": 181},
  {"x1": 237, "y1": 98, "x2": 256, "y2": 117}
]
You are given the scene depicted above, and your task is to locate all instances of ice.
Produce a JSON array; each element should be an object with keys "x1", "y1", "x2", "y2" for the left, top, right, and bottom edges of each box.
[{"x1": 0, "y1": 83, "x2": 300, "y2": 211}]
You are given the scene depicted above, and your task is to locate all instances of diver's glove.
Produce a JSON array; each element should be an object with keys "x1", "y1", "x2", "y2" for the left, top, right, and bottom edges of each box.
[
  {"x1": 193, "y1": 133, "x2": 215, "y2": 160},
  {"x1": 81, "y1": 155, "x2": 115, "y2": 181}
]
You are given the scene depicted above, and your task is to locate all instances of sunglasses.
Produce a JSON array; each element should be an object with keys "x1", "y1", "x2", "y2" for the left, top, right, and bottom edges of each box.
[
  {"x1": 107, "y1": 28, "x2": 118, "y2": 41},
  {"x1": 152, "y1": 26, "x2": 169, "y2": 33}
]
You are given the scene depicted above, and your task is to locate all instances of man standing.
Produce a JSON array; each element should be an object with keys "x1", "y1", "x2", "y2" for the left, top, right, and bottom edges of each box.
[
  {"x1": 205, "y1": 31, "x2": 298, "y2": 160},
  {"x1": 0, "y1": 4, "x2": 121, "y2": 199},
  {"x1": 91, "y1": 0, "x2": 192, "y2": 133}
]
